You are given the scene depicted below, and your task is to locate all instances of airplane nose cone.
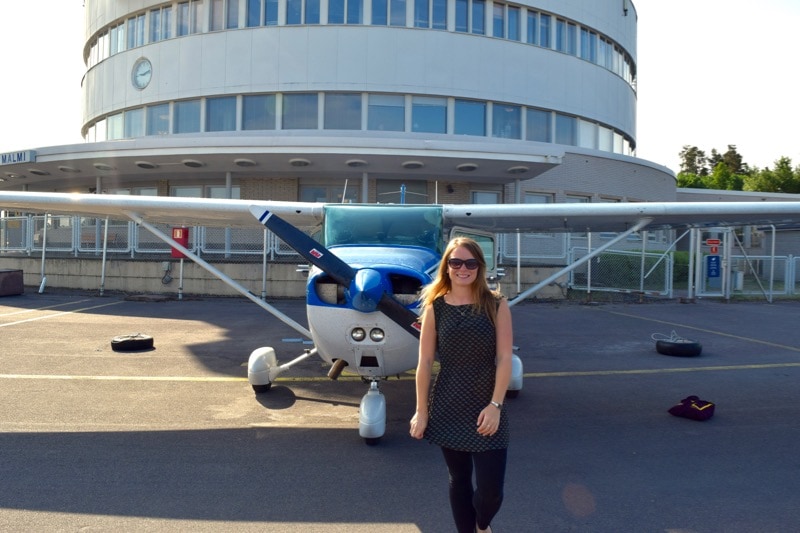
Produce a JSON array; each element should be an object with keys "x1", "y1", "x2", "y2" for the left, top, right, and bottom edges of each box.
[{"x1": 350, "y1": 268, "x2": 385, "y2": 312}]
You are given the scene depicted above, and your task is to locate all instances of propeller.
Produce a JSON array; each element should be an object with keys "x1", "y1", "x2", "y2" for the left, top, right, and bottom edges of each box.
[{"x1": 250, "y1": 206, "x2": 421, "y2": 339}]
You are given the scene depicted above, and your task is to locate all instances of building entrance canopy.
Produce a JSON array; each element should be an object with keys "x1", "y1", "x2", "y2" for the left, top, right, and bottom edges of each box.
[{"x1": 0, "y1": 131, "x2": 563, "y2": 192}]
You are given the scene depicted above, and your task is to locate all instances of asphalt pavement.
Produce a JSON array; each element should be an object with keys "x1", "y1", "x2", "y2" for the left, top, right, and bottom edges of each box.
[{"x1": 1, "y1": 289, "x2": 800, "y2": 532}]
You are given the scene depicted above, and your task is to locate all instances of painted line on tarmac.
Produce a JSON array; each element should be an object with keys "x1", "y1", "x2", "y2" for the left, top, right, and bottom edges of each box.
[
  {"x1": 0, "y1": 300, "x2": 125, "y2": 327},
  {"x1": 594, "y1": 307, "x2": 800, "y2": 353},
  {"x1": 3, "y1": 361, "x2": 800, "y2": 384},
  {"x1": 523, "y1": 362, "x2": 800, "y2": 378},
  {"x1": 0, "y1": 299, "x2": 94, "y2": 318}
]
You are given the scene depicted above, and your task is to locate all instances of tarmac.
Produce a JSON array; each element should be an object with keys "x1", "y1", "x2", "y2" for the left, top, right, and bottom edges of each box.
[{"x1": 2, "y1": 288, "x2": 800, "y2": 532}]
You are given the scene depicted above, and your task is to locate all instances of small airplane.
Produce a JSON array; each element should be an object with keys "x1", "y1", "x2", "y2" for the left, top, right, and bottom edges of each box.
[{"x1": 1, "y1": 190, "x2": 800, "y2": 444}]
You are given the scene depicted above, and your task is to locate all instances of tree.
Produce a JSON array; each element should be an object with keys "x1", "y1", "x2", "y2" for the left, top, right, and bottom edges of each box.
[
  {"x1": 676, "y1": 172, "x2": 706, "y2": 189},
  {"x1": 721, "y1": 145, "x2": 745, "y2": 174},
  {"x1": 679, "y1": 145, "x2": 708, "y2": 176},
  {"x1": 743, "y1": 157, "x2": 800, "y2": 193},
  {"x1": 707, "y1": 162, "x2": 744, "y2": 191}
]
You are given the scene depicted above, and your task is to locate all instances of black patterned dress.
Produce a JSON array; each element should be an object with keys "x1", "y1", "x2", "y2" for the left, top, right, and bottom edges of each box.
[{"x1": 424, "y1": 295, "x2": 509, "y2": 452}]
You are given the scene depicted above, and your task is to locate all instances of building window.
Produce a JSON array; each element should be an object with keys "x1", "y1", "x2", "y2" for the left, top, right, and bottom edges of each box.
[
  {"x1": 324, "y1": 93, "x2": 362, "y2": 130},
  {"x1": 555, "y1": 18, "x2": 566, "y2": 52},
  {"x1": 390, "y1": 0, "x2": 406, "y2": 25},
  {"x1": 172, "y1": 186, "x2": 204, "y2": 197},
  {"x1": 208, "y1": 185, "x2": 242, "y2": 199},
  {"x1": 247, "y1": 0, "x2": 261, "y2": 26},
  {"x1": 472, "y1": 190, "x2": 500, "y2": 204},
  {"x1": 150, "y1": 6, "x2": 173, "y2": 42},
  {"x1": 211, "y1": 0, "x2": 224, "y2": 30},
  {"x1": 555, "y1": 113, "x2": 577, "y2": 146},
  {"x1": 492, "y1": 103, "x2": 520, "y2": 139},
  {"x1": 368, "y1": 95, "x2": 404, "y2": 131},
  {"x1": 492, "y1": 3, "x2": 504, "y2": 38},
  {"x1": 146, "y1": 104, "x2": 170, "y2": 135},
  {"x1": 124, "y1": 108, "x2": 145, "y2": 138},
  {"x1": 206, "y1": 96, "x2": 237, "y2": 132},
  {"x1": 578, "y1": 119, "x2": 597, "y2": 149},
  {"x1": 456, "y1": 0, "x2": 485, "y2": 34},
  {"x1": 110, "y1": 24, "x2": 125, "y2": 56},
  {"x1": 414, "y1": 0, "x2": 429, "y2": 28},
  {"x1": 598, "y1": 125, "x2": 613, "y2": 152},
  {"x1": 330, "y1": 0, "x2": 364, "y2": 24},
  {"x1": 283, "y1": 93, "x2": 318, "y2": 129},
  {"x1": 372, "y1": 0, "x2": 388, "y2": 24},
  {"x1": 242, "y1": 94, "x2": 277, "y2": 130},
  {"x1": 300, "y1": 182, "x2": 359, "y2": 202},
  {"x1": 178, "y1": 0, "x2": 204, "y2": 36},
  {"x1": 210, "y1": 0, "x2": 238, "y2": 29},
  {"x1": 567, "y1": 22, "x2": 578, "y2": 55},
  {"x1": 526, "y1": 108, "x2": 550, "y2": 142},
  {"x1": 414, "y1": 0, "x2": 446, "y2": 29},
  {"x1": 287, "y1": 0, "x2": 321, "y2": 23},
  {"x1": 526, "y1": 11, "x2": 536, "y2": 44},
  {"x1": 454, "y1": 99, "x2": 485, "y2": 136},
  {"x1": 107, "y1": 113, "x2": 124, "y2": 140},
  {"x1": 581, "y1": 28, "x2": 597, "y2": 63},
  {"x1": 538, "y1": 12, "x2": 550, "y2": 47},
  {"x1": 174, "y1": 100, "x2": 201, "y2": 133},
  {"x1": 412, "y1": 96, "x2": 446, "y2": 133},
  {"x1": 266, "y1": 0, "x2": 278, "y2": 24},
  {"x1": 507, "y1": 6, "x2": 519, "y2": 41},
  {"x1": 127, "y1": 13, "x2": 145, "y2": 49}
]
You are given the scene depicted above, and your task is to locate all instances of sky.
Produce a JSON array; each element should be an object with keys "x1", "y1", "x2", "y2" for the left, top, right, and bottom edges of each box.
[{"x1": 1, "y1": 0, "x2": 798, "y2": 173}]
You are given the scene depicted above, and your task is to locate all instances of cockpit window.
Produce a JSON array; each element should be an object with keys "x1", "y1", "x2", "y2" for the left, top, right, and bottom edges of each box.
[{"x1": 324, "y1": 204, "x2": 443, "y2": 254}]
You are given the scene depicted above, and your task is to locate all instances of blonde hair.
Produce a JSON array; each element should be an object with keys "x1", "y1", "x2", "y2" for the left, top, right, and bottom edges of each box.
[{"x1": 418, "y1": 236, "x2": 502, "y2": 325}]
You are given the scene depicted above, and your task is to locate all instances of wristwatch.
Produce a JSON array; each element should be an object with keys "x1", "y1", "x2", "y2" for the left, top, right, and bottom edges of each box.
[{"x1": 490, "y1": 401, "x2": 503, "y2": 410}]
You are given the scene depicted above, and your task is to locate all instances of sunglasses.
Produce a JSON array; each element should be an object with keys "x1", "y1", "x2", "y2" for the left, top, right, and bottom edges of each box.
[{"x1": 447, "y1": 258, "x2": 480, "y2": 270}]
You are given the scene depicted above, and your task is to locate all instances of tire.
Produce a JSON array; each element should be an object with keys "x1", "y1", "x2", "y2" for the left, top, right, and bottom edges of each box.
[
  {"x1": 656, "y1": 339, "x2": 702, "y2": 357},
  {"x1": 111, "y1": 333, "x2": 154, "y2": 352},
  {"x1": 252, "y1": 383, "x2": 272, "y2": 394}
]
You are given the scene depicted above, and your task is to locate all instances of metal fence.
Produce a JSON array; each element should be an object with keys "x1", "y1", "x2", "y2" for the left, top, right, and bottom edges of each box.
[{"x1": 2, "y1": 214, "x2": 799, "y2": 300}]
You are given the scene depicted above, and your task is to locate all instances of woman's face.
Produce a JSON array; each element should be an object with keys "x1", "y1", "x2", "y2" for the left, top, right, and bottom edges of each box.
[{"x1": 447, "y1": 245, "x2": 479, "y2": 288}]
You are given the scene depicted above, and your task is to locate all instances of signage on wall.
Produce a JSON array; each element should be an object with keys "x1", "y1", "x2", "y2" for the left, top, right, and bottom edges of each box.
[{"x1": 0, "y1": 150, "x2": 35, "y2": 166}]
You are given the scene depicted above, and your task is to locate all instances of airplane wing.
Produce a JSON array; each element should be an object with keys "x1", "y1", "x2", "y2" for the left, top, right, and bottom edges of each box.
[
  {"x1": 442, "y1": 201, "x2": 800, "y2": 233},
  {"x1": 0, "y1": 191, "x2": 324, "y2": 228},
  {"x1": 1, "y1": 191, "x2": 799, "y2": 232}
]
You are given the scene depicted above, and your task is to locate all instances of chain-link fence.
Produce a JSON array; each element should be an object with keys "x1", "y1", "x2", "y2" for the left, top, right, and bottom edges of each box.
[{"x1": 2, "y1": 214, "x2": 799, "y2": 299}]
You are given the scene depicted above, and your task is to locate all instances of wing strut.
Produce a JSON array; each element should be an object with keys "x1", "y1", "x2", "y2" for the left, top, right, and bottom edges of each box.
[
  {"x1": 508, "y1": 218, "x2": 653, "y2": 307},
  {"x1": 127, "y1": 212, "x2": 312, "y2": 338}
]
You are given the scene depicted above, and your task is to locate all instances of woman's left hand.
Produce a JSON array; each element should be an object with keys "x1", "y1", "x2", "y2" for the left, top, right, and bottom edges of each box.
[{"x1": 476, "y1": 405, "x2": 501, "y2": 436}]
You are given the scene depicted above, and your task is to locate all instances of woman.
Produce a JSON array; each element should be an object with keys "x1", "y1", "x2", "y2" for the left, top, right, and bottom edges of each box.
[{"x1": 410, "y1": 237, "x2": 514, "y2": 533}]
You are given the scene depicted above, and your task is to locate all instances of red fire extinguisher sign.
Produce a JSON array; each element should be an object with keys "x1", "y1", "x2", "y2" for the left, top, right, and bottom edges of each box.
[{"x1": 171, "y1": 227, "x2": 189, "y2": 258}]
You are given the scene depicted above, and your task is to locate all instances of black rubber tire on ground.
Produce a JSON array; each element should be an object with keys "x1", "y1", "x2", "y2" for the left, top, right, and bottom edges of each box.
[
  {"x1": 111, "y1": 333, "x2": 154, "y2": 352},
  {"x1": 251, "y1": 383, "x2": 272, "y2": 393},
  {"x1": 655, "y1": 339, "x2": 702, "y2": 357}
]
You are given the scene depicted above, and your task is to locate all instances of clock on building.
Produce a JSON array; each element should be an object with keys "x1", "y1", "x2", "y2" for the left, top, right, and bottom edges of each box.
[{"x1": 131, "y1": 58, "x2": 152, "y2": 90}]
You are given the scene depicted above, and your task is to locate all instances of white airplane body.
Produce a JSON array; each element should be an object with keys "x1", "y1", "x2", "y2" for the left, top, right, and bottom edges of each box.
[{"x1": 2, "y1": 191, "x2": 800, "y2": 443}]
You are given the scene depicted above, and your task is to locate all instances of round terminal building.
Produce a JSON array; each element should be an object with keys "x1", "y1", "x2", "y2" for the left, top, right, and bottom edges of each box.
[{"x1": 0, "y1": 0, "x2": 675, "y2": 297}]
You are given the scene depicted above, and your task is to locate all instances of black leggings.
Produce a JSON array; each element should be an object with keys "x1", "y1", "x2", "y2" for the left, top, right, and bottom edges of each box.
[{"x1": 440, "y1": 446, "x2": 507, "y2": 533}]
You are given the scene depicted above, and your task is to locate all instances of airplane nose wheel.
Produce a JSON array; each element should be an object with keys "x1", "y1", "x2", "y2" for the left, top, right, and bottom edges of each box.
[{"x1": 359, "y1": 380, "x2": 386, "y2": 445}]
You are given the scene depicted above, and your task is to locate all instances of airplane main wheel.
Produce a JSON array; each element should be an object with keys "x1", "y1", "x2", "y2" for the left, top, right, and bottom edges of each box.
[
  {"x1": 364, "y1": 437, "x2": 381, "y2": 446},
  {"x1": 505, "y1": 389, "x2": 519, "y2": 399},
  {"x1": 252, "y1": 383, "x2": 272, "y2": 394}
]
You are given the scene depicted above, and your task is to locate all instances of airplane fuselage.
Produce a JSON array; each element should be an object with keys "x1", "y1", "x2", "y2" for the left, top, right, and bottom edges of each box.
[{"x1": 306, "y1": 244, "x2": 439, "y2": 377}]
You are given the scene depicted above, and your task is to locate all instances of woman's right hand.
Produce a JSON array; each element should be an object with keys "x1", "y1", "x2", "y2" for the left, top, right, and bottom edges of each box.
[{"x1": 409, "y1": 411, "x2": 428, "y2": 439}]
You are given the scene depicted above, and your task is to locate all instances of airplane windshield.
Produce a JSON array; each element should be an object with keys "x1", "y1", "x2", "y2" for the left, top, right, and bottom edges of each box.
[{"x1": 324, "y1": 204, "x2": 443, "y2": 253}]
